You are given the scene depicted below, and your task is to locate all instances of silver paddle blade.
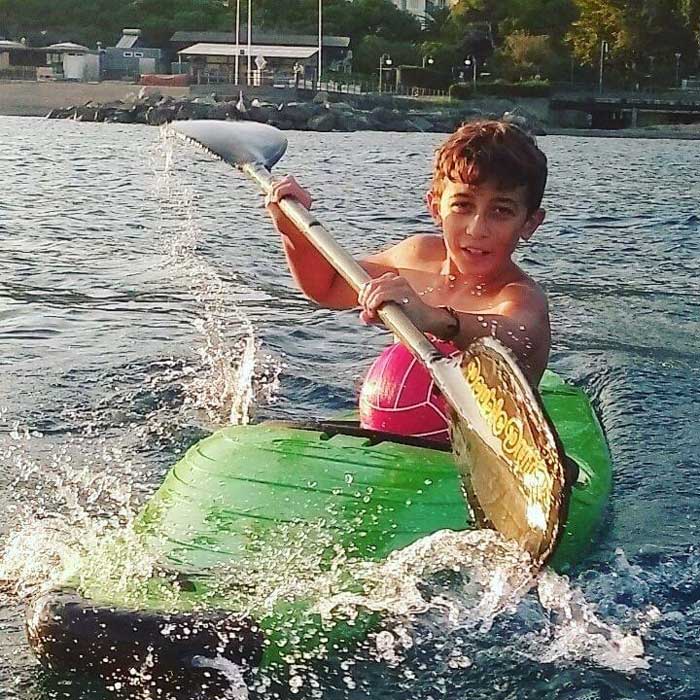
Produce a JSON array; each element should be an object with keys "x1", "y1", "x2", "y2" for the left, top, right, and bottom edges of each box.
[
  {"x1": 443, "y1": 337, "x2": 570, "y2": 566},
  {"x1": 170, "y1": 120, "x2": 288, "y2": 170}
]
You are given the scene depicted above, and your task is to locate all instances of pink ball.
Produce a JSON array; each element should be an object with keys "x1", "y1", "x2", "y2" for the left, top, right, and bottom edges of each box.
[{"x1": 359, "y1": 341, "x2": 459, "y2": 444}]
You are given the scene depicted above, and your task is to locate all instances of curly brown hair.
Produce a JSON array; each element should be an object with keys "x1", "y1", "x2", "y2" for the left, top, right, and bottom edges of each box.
[{"x1": 431, "y1": 120, "x2": 548, "y2": 214}]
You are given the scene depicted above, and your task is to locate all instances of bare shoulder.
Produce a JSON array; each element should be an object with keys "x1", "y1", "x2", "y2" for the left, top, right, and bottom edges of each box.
[
  {"x1": 496, "y1": 272, "x2": 549, "y2": 320},
  {"x1": 363, "y1": 233, "x2": 444, "y2": 271}
]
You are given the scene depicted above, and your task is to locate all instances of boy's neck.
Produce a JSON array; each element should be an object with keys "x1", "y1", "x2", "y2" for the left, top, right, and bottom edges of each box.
[{"x1": 439, "y1": 254, "x2": 518, "y2": 291}]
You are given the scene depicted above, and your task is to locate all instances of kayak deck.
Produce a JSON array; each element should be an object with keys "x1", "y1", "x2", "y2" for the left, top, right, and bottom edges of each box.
[{"x1": 26, "y1": 370, "x2": 612, "y2": 674}]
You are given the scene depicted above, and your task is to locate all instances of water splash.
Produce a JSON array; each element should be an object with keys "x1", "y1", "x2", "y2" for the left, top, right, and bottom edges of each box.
[
  {"x1": 190, "y1": 655, "x2": 249, "y2": 700},
  {"x1": 150, "y1": 130, "x2": 282, "y2": 428},
  {"x1": 534, "y1": 568, "x2": 655, "y2": 672},
  {"x1": 0, "y1": 425, "x2": 145, "y2": 604}
]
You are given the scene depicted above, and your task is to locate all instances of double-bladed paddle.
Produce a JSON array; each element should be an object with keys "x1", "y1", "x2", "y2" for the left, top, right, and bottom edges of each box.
[{"x1": 169, "y1": 119, "x2": 571, "y2": 568}]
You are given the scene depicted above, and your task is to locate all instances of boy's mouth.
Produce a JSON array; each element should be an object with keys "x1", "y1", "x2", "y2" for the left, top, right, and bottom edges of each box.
[{"x1": 462, "y1": 246, "x2": 490, "y2": 257}]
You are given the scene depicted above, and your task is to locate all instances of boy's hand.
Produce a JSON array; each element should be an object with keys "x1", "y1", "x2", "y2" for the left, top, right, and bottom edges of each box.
[
  {"x1": 358, "y1": 273, "x2": 432, "y2": 329},
  {"x1": 265, "y1": 175, "x2": 313, "y2": 239}
]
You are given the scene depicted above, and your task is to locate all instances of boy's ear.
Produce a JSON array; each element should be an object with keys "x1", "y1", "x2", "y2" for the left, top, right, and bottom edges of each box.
[
  {"x1": 520, "y1": 208, "x2": 545, "y2": 241},
  {"x1": 426, "y1": 191, "x2": 441, "y2": 224}
]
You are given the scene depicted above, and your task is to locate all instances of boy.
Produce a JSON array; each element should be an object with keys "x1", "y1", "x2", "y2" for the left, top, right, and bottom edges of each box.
[{"x1": 265, "y1": 120, "x2": 550, "y2": 386}]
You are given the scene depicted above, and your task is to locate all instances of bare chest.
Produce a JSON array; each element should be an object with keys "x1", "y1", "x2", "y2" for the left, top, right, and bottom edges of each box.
[{"x1": 398, "y1": 268, "x2": 502, "y2": 313}]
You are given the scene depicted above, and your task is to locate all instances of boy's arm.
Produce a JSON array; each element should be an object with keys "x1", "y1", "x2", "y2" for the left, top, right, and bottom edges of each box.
[
  {"x1": 359, "y1": 276, "x2": 550, "y2": 383},
  {"x1": 266, "y1": 175, "x2": 405, "y2": 309},
  {"x1": 438, "y1": 283, "x2": 550, "y2": 383}
]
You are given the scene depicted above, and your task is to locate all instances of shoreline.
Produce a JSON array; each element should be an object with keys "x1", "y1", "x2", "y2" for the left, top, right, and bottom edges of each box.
[
  {"x1": 4, "y1": 111, "x2": 699, "y2": 140},
  {"x1": 2, "y1": 81, "x2": 699, "y2": 139},
  {"x1": 547, "y1": 126, "x2": 700, "y2": 140}
]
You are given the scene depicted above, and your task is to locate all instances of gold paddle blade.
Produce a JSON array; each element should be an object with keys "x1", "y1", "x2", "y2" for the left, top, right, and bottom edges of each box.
[{"x1": 449, "y1": 338, "x2": 570, "y2": 566}]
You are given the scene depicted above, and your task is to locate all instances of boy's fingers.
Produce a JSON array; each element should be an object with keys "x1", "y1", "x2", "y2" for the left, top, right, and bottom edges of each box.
[
  {"x1": 359, "y1": 309, "x2": 379, "y2": 325},
  {"x1": 267, "y1": 182, "x2": 313, "y2": 210}
]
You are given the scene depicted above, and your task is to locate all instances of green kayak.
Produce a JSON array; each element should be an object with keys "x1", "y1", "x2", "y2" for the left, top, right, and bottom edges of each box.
[{"x1": 26, "y1": 369, "x2": 611, "y2": 681}]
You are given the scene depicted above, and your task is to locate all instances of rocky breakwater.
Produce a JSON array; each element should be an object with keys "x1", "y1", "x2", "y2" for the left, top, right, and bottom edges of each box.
[{"x1": 46, "y1": 90, "x2": 546, "y2": 134}]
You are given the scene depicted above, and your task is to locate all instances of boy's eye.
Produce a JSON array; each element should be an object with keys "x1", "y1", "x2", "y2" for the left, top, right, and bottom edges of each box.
[{"x1": 493, "y1": 206, "x2": 515, "y2": 216}]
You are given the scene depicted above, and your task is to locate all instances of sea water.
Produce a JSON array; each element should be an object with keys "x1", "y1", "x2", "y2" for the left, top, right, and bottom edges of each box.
[{"x1": 0, "y1": 116, "x2": 699, "y2": 699}]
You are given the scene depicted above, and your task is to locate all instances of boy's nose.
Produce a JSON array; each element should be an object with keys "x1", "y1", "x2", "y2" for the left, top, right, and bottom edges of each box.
[{"x1": 465, "y1": 213, "x2": 489, "y2": 239}]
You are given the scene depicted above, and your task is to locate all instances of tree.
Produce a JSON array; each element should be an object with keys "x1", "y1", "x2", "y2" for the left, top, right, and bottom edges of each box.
[
  {"x1": 567, "y1": 0, "x2": 697, "y2": 73},
  {"x1": 492, "y1": 31, "x2": 560, "y2": 79},
  {"x1": 500, "y1": 0, "x2": 578, "y2": 42},
  {"x1": 353, "y1": 35, "x2": 417, "y2": 75}
]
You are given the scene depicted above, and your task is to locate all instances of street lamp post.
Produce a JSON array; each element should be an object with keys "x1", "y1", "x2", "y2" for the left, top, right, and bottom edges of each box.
[
  {"x1": 378, "y1": 53, "x2": 392, "y2": 93},
  {"x1": 598, "y1": 40, "x2": 608, "y2": 94},
  {"x1": 234, "y1": 0, "x2": 241, "y2": 85},
  {"x1": 246, "y1": 0, "x2": 251, "y2": 86},
  {"x1": 464, "y1": 56, "x2": 477, "y2": 90},
  {"x1": 318, "y1": 0, "x2": 323, "y2": 89},
  {"x1": 675, "y1": 52, "x2": 682, "y2": 87},
  {"x1": 422, "y1": 55, "x2": 434, "y2": 68}
]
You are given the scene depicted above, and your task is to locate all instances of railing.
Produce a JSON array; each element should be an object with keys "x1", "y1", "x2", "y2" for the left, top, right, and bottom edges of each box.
[
  {"x1": 0, "y1": 66, "x2": 38, "y2": 81},
  {"x1": 289, "y1": 78, "x2": 365, "y2": 95},
  {"x1": 188, "y1": 70, "x2": 449, "y2": 97}
]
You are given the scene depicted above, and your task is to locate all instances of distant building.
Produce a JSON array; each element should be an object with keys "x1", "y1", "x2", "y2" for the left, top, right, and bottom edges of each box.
[
  {"x1": 171, "y1": 30, "x2": 351, "y2": 84},
  {"x1": 102, "y1": 29, "x2": 165, "y2": 80},
  {"x1": 390, "y1": 0, "x2": 452, "y2": 24},
  {"x1": 0, "y1": 39, "x2": 98, "y2": 81}
]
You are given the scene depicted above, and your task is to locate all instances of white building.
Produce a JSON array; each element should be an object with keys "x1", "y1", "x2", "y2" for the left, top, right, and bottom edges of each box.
[{"x1": 391, "y1": 0, "x2": 451, "y2": 23}]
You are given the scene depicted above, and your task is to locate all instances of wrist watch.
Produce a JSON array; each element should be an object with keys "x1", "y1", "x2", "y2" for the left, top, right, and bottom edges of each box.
[{"x1": 440, "y1": 306, "x2": 461, "y2": 342}]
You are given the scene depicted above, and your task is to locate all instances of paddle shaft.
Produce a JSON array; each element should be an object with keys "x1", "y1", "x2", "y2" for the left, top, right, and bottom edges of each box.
[{"x1": 244, "y1": 162, "x2": 445, "y2": 368}]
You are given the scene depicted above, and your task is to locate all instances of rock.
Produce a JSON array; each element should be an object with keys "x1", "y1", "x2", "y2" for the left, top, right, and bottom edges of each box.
[
  {"x1": 502, "y1": 108, "x2": 547, "y2": 135},
  {"x1": 400, "y1": 120, "x2": 425, "y2": 133},
  {"x1": 108, "y1": 110, "x2": 136, "y2": 124},
  {"x1": 191, "y1": 94, "x2": 218, "y2": 107},
  {"x1": 312, "y1": 91, "x2": 330, "y2": 105},
  {"x1": 73, "y1": 105, "x2": 100, "y2": 122},
  {"x1": 249, "y1": 104, "x2": 277, "y2": 124},
  {"x1": 555, "y1": 108, "x2": 592, "y2": 129},
  {"x1": 46, "y1": 107, "x2": 72, "y2": 119},
  {"x1": 330, "y1": 101, "x2": 354, "y2": 113},
  {"x1": 405, "y1": 115, "x2": 434, "y2": 132},
  {"x1": 207, "y1": 101, "x2": 238, "y2": 120},
  {"x1": 335, "y1": 111, "x2": 361, "y2": 131},
  {"x1": 266, "y1": 116, "x2": 296, "y2": 131},
  {"x1": 174, "y1": 101, "x2": 210, "y2": 120},
  {"x1": 307, "y1": 112, "x2": 336, "y2": 131},
  {"x1": 131, "y1": 88, "x2": 163, "y2": 107},
  {"x1": 368, "y1": 106, "x2": 395, "y2": 126},
  {"x1": 146, "y1": 105, "x2": 177, "y2": 126},
  {"x1": 430, "y1": 121, "x2": 454, "y2": 133},
  {"x1": 278, "y1": 102, "x2": 321, "y2": 126}
]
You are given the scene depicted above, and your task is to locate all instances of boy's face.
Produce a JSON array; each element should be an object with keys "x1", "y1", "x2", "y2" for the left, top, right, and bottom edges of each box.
[{"x1": 427, "y1": 178, "x2": 544, "y2": 278}]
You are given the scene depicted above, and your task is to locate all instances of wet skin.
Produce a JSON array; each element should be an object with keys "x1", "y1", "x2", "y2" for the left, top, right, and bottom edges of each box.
[{"x1": 266, "y1": 176, "x2": 550, "y2": 384}]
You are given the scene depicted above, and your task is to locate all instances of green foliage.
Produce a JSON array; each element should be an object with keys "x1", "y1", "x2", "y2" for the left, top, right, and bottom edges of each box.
[
  {"x1": 500, "y1": 0, "x2": 578, "y2": 41},
  {"x1": 420, "y1": 40, "x2": 465, "y2": 72},
  {"x1": 254, "y1": 0, "x2": 422, "y2": 45},
  {"x1": 566, "y1": 0, "x2": 698, "y2": 76},
  {"x1": 0, "y1": 0, "x2": 231, "y2": 46},
  {"x1": 353, "y1": 35, "x2": 418, "y2": 75},
  {"x1": 491, "y1": 31, "x2": 562, "y2": 80},
  {"x1": 397, "y1": 65, "x2": 452, "y2": 89},
  {"x1": 1, "y1": 0, "x2": 698, "y2": 87},
  {"x1": 449, "y1": 78, "x2": 552, "y2": 99}
]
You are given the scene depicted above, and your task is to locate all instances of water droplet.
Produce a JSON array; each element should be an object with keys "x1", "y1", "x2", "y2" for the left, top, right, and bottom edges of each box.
[{"x1": 344, "y1": 473, "x2": 354, "y2": 485}]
